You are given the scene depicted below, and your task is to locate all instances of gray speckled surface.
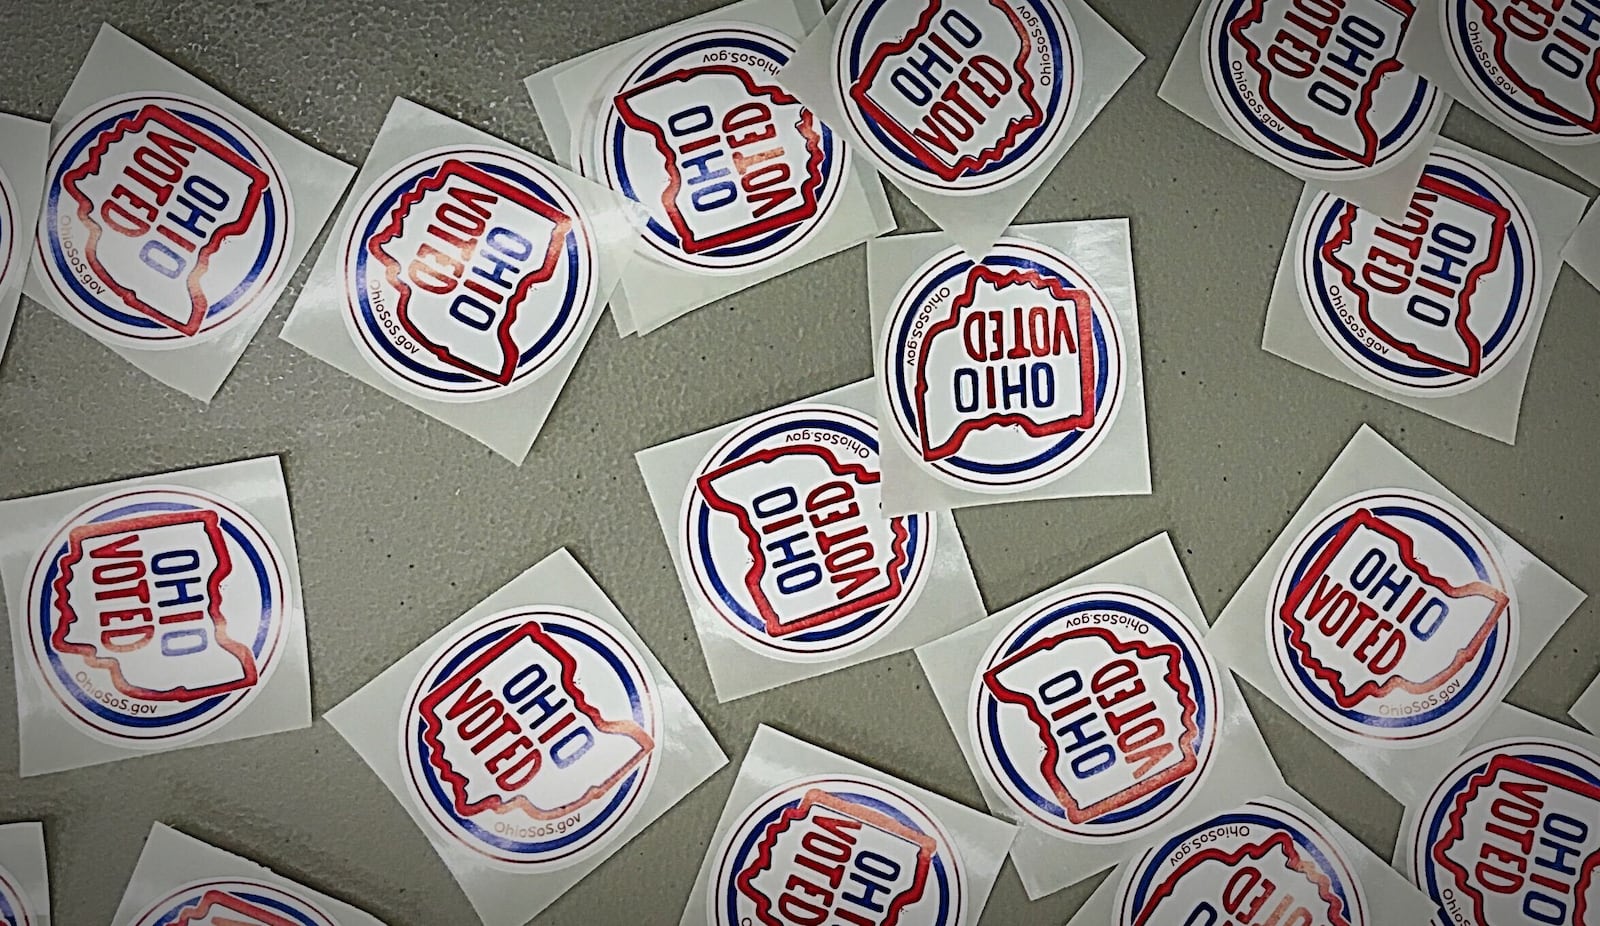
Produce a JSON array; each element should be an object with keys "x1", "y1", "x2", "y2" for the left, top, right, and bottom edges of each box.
[{"x1": 1, "y1": 2, "x2": 1597, "y2": 924}]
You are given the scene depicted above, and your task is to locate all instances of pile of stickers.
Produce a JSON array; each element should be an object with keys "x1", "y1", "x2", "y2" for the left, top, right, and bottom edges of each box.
[{"x1": 1, "y1": 0, "x2": 1599, "y2": 924}]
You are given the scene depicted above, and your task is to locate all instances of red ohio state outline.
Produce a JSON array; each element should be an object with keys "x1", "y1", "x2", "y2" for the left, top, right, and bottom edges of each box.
[
  {"x1": 1132, "y1": 829, "x2": 1354, "y2": 926},
  {"x1": 735, "y1": 788, "x2": 937, "y2": 926},
  {"x1": 912, "y1": 264, "x2": 1096, "y2": 461},
  {"x1": 416, "y1": 620, "x2": 654, "y2": 822},
  {"x1": 170, "y1": 890, "x2": 302, "y2": 926},
  {"x1": 695, "y1": 442, "x2": 912, "y2": 638},
  {"x1": 367, "y1": 159, "x2": 573, "y2": 386},
  {"x1": 982, "y1": 624, "x2": 1203, "y2": 824},
  {"x1": 611, "y1": 64, "x2": 828, "y2": 254},
  {"x1": 1278, "y1": 508, "x2": 1511, "y2": 711},
  {"x1": 1230, "y1": 0, "x2": 1415, "y2": 166},
  {"x1": 49, "y1": 509, "x2": 258, "y2": 703},
  {"x1": 1320, "y1": 171, "x2": 1512, "y2": 377},
  {"x1": 848, "y1": 0, "x2": 1047, "y2": 182},
  {"x1": 1476, "y1": 0, "x2": 1600, "y2": 132},
  {"x1": 1433, "y1": 753, "x2": 1600, "y2": 926},
  {"x1": 61, "y1": 104, "x2": 270, "y2": 337}
]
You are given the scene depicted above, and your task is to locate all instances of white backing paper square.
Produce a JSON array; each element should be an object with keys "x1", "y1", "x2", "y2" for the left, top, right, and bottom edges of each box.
[
  {"x1": 0, "y1": 113, "x2": 49, "y2": 368},
  {"x1": 1565, "y1": 202, "x2": 1600, "y2": 294},
  {"x1": 110, "y1": 823, "x2": 384, "y2": 926},
  {"x1": 677, "y1": 724, "x2": 1016, "y2": 926},
  {"x1": 635, "y1": 378, "x2": 984, "y2": 701},
  {"x1": 869, "y1": 219, "x2": 1149, "y2": 515},
  {"x1": 281, "y1": 97, "x2": 637, "y2": 463},
  {"x1": 778, "y1": 0, "x2": 1143, "y2": 256},
  {"x1": 1262, "y1": 141, "x2": 1587, "y2": 444},
  {"x1": 1208, "y1": 424, "x2": 1586, "y2": 805},
  {"x1": 1392, "y1": 704, "x2": 1600, "y2": 926},
  {"x1": 22, "y1": 25, "x2": 353, "y2": 402},
  {"x1": 1401, "y1": 0, "x2": 1600, "y2": 186},
  {"x1": 1159, "y1": 0, "x2": 1447, "y2": 217},
  {"x1": 1574, "y1": 670, "x2": 1600, "y2": 734},
  {"x1": 0, "y1": 456, "x2": 311, "y2": 777},
  {"x1": 915, "y1": 532, "x2": 1283, "y2": 899},
  {"x1": 525, "y1": 0, "x2": 895, "y2": 336},
  {"x1": 1065, "y1": 784, "x2": 1439, "y2": 926},
  {"x1": 325, "y1": 548, "x2": 726, "y2": 926},
  {"x1": 0, "y1": 822, "x2": 49, "y2": 926}
]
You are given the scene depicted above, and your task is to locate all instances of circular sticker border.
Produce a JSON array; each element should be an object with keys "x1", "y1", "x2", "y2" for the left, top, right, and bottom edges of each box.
[
  {"x1": 35, "y1": 91, "x2": 295, "y2": 351},
  {"x1": 596, "y1": 21, "x2": 849, "y2": 274},
  {"x1": 1266, "y1": 487, "x2": 1518, "y2": 747},
  {"x1": 880, "y1": 236, "x2": 1126, "y2": 493},
  {"x1": 130, "y1": 878, "x2": 336, "y2": 926},
  {"x1": 398, "y1": 605, "x2": 662, "y2": 872},
  {"x1": 1409, "y1": 736, "x2": 1600, "y2": 925},
  {"x1": 1442, "y1": 0, "x2": 1600, "y2": 145},
  {"x1": 831, "y1": 0, "x2": 1082, "y2": 196},
  {"x1": 1295, "y1": 148, "x2": 1540, "y2": 398},
  {"x1": 968, "y1": 582, "x2": 1223, "y2": 840},
  {"x1": 680, "y1": 402, "x2": 936, "y2": 663},
  {"x1": 22, "y1": 484, "x2": 292, "y2": 748},
  {"x1": 707, "y1": 774, "x2": 966, "y2": 926},
  {"x1": 339, "y1": 145, "x2": 598, "y2": 403},
  {"x1": 1200, "y1": 0, "x2": 1440, "y2": 180},
  {"x1": 1114, "y1": 796, "x2": 1370, "y2": 926},
  {"x1": 0, "y1": 864, "x2": 32, "y2": 926}
]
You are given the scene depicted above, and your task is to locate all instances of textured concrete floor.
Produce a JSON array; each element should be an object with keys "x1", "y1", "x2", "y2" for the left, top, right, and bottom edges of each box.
[{"x1": 1, "y1": 2, "x2": 1598, "y2": 924}]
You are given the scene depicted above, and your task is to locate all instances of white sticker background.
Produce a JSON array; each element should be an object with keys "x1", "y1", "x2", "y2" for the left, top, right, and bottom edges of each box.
[
  {"x1": 1160, "y1": 0, "x2": 1447, "y2": 217},
  {"x1": 636, "y1": 379, "x2": 984, "y2": 701},
  {"x1": 1565, "y1": 202, "x2": 1600, "y2": 294},
  {"x1": 869, "y1": 220, "x2": 1149, "y2": 515},
  {"x1": 1400, "y1": 0, "x2": 1600, "y2": 186},
  {"x1": 677, "y1": 724, "x2": 1016, "y2": 926},
  {"x1": 1393, "y1": 703, "x2": 1600, "y2": 926},
  {"x1": 1263, "y1": 141, "x2": 1587, "y2": 444},
  {"x1": 0, "y1": 823, "x2": 49, "y2": 926},
  {"x1": 110, "y1": 823, "x2": 384, "y2": 926},
  {"x1": 324, "y1": 548, "x2": 726, "y2": 926},
  {"x1": 1207, "y1": 424, "x2": 1585, "y2": 805},
  {"x1": 525, "y1": 0, "x2": 895, "y2": 337},
  {"x1": 915, "y1": 532, "x2": 1285, "y2": 900},
  {"x1": 1574, "y1": 670, "x2": 1600, "y2": 734},
  {"x1": 281, "y1": 97, "x2": 635, "y2": 463},
  {"x1": 0, "y1": 455, "x2": 310, "y2": 777},
  {"x1": 0, "y1": 114, "x2": 48, "y2": 370},
  {"x1": 778, "y1": 0, "x2": 1143, "y2": 257},
  {"x1": 21, "y1": 24, "x2": 353, "y2": 402},
  {"x1": 1064, "y1": 784, "x2": 1439, "y2": 926}
]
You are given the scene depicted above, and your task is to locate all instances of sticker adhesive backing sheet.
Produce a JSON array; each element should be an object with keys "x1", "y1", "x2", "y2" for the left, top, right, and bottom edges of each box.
[
  {"x1": 777, "y1": 0, "x2": 1143, "y2": 256},
  {"x1": 635, "y1": 379, "x2": 984, "y2": 701},
  {"x1": 1064, "y1": 783, "x2": 1440, "y2": 926},
  {"x1": 23, "y1": 24, "x2": 354, "y2": 401},
  {"x1": 869, "y1": 219, "x2": 1149, "y2": 515},
  {"x1": 0, "y1": 113, "x2": 48, "y2": 369},
  {"x1": 1262, "y1": 140, "x2": 1588, "y2": 444},
  {"x1": 324, "y1": 548, "x2": 726, "y2": 926},
  {"x1": 1207, "y1": 424, "x2": 1586, "y2": 805},
  {"x1": 110, "y1": 823, "x2": 385, "y2": 926},
  {"x1": 915, "y1": 532, "x2": 1283, "y2": 899},
  {"x1": 0, "y1": 823, "x2": 48, "y2": 926},
  {"x1": 678, "y1": 724, "x2": 1016, "y2": 926},
  {"x1": 1574, "y1": 670, "x2": 1600, "y2": 734},
  {"x1": 525, "y1": 0, "x2": 895, "y2": 336},
  {"x1": 0, "y1": 455, "x2": 310, "y2": 776},
  {"x1": 1393, "y1": 703, "x2": 1600, "y2": 926},
  {"x1": 1400, "y1": 0, "x2": 1600, "y2": 186},
  {"x1": 1160, "y1": 0, "x2": 1448, "y2": 216},
  {"x1": 280, "y1": 97, "x2": 637, "y2": 463},
  {"x1": 1565, "y1": 202, "x2": 1600, "y2": 294}
]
